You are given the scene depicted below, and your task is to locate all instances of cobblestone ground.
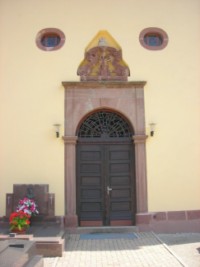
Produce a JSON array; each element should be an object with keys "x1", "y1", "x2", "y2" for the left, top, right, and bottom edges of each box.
[{"x1": 44, "y1": 232, "x2": 186, "y2": 267}]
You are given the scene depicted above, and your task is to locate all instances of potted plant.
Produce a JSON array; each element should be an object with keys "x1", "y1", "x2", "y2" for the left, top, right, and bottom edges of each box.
[
  {"x1": 9, "y1": 211, "x2": 31, "y2": 233},
  {"x1": 16, "y1": 197, "x2": 39, "y2": 216}
]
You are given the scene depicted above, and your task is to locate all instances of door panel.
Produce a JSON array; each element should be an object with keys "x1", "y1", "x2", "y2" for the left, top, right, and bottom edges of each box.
[
  {"x1": 77, "y1": 143, "x2": 135, "y2": 226},
  {"x1": 77, "y1": 145, "x2": 104, "y2": 224},
  {"x1": 106, "y1": 144, "x2": 134, "y2": 224}
]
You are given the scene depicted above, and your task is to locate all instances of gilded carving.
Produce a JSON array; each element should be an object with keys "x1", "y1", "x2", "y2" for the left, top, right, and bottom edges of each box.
[{"x1": 77, "y1": 45, "x2": 130, "y2": 81}]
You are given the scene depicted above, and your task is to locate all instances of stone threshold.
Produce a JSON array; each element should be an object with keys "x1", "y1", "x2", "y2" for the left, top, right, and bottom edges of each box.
[{"x1": 67, "y1": 226, "x2": 139, "y2": 234}]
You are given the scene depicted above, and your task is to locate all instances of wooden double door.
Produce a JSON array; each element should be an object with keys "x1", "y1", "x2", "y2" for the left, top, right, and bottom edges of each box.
[{"x1": 77, "y1": 142, "x2": 136, "y2": 226}]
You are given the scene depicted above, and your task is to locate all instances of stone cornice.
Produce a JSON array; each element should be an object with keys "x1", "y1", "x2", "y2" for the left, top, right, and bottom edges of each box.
[{"x1": 62, "y1": 81, "x2": 146, "y2": 89}]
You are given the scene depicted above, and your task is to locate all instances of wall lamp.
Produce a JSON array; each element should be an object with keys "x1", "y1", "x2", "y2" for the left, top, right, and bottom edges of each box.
[
  {"x1": 53, "y1": 124, "x2": 61, "y2": 138},
  {"x1": 149, "y1": 123, "x2": 156, "y2": 136}
]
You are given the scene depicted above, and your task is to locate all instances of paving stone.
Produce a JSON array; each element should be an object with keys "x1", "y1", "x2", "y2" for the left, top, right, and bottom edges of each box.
[
  {"x1": 44, "y1": 232, "x2": 186, "y2": 267},
  {"x1": 1, "y1": 224, "x2": 199, "y2": 266},
  {"x1": 158, "y1": 233, "x2": 200, "y2": 267}
]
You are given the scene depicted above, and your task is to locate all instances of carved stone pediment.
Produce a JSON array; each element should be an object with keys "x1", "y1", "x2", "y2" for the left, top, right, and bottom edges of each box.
[{"x1": 77, "y1": 31, "x2": 130, "y2": 81}]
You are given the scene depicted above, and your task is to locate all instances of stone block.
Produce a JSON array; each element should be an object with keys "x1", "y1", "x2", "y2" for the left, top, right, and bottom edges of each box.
[{"x1": 34, "y1": 237, "x2": 64, "y2": 257}]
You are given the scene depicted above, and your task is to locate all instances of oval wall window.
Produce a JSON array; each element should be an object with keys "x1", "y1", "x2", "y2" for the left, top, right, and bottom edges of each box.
[
  {"x1": 36, "y1": 28, "x2": 65, "y2": 51},
  {"x1": 139, "y1": 27, "x2": 168, "y2": 50}
]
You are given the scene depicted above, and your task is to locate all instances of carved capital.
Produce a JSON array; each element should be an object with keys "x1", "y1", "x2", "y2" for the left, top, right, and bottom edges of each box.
[
  {"x1": 132, "y1": 135, "x2": 148, "y2": 144},
  {"x1": 62, "y1": 136, "x2": 78, "y2": 145}
]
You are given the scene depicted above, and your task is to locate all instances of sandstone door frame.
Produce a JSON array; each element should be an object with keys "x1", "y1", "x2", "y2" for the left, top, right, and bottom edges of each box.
[{"x1": 62, "y1": 81, "x2": 148, "y2": 227}]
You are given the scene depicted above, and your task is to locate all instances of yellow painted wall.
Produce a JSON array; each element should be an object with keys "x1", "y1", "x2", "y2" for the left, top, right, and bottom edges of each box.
[{"x1": 0, "y1": 0, "x2": 200, "y2": 215}]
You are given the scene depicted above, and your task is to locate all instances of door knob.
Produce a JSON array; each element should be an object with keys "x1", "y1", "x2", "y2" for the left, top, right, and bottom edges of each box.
[{"x1": 107, "y1": 186, "x2": 112, "y2": 195}]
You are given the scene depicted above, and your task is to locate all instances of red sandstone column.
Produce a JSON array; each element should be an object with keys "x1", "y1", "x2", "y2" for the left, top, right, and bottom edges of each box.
[
  {"x1": 63, "y1": 136, "x2": 78, "y2": 227},
  {"x1": 132, "y1": 135, "x2": 148, "y2": 213}
]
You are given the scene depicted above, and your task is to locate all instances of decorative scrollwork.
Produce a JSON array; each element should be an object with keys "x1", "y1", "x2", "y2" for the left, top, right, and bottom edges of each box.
[{"x1": 78, "y1": 111, "x2": 133, "y2": 138}]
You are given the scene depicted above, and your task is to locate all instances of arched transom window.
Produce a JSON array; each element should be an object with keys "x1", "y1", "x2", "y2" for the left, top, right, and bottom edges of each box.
[{"x1": 78, "y1": 111, "x2": 133, "y2": 138}]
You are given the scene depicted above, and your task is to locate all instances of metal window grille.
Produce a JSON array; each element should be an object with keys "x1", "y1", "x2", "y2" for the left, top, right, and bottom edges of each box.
[{"x1": 78, "y1": 111, "x2": 133, "y2": 138}]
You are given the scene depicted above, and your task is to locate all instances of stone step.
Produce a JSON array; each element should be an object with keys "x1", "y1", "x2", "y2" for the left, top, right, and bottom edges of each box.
[{"x1": 74, "y1": 226, "x2": 139, "y2": 234}]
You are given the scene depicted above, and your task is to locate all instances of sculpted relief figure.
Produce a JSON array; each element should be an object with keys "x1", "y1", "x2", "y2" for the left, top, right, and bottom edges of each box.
[{"x1": 77, "y1": 43, "x2": 130, "y2": 81}]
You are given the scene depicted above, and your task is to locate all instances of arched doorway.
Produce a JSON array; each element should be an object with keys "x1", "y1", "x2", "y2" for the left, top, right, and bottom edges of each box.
[{"x1": 76, "y1": 110, "x2": 136, "y2": 226}]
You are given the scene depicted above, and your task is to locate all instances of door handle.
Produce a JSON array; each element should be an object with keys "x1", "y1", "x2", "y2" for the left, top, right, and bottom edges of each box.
[{"x1": 107, "y1": 186, "x2": 112, "y2": 195}]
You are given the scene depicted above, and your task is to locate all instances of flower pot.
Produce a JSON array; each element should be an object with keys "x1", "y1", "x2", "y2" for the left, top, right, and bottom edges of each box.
[{"x1": 11, "y1": 228, "x2": 27, "y2": 234}]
